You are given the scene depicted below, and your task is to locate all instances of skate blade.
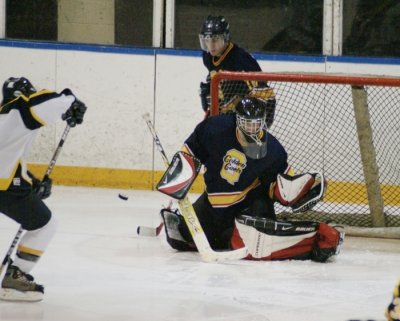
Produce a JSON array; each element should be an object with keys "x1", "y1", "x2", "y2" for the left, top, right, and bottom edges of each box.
[{"x1": 0, "y1": 288, "x2": 43, "y2": 302}]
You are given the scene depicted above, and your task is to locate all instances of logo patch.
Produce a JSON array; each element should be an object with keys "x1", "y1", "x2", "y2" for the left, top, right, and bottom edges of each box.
[{"x1": 220, "y1": 149, "x2": 247, "y2": 185}]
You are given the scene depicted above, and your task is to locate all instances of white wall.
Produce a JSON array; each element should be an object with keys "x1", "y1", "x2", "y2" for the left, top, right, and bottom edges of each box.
[{"x1": 0, "y1": 43, "x2": 399, "y2": 174}]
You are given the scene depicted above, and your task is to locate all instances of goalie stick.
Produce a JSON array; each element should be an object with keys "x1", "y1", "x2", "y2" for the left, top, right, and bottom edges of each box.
[
  {"x1": 137, "y1": 222, "x2": 164, "y2": 237},
  {"x1": 137, "y1": 201, "x2": 173, "y2": 237},
  {"x1": 142, "y1": 113, "x2": 248, "y2": 262},
  {"x1": 0, "y1": 124, "x2": 71, "y2": 277}
]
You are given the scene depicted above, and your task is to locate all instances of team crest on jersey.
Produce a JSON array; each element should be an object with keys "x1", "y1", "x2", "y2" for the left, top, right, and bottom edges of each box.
[{"x1": 220, "y1": 149, "x2": 247, "y2": 185}]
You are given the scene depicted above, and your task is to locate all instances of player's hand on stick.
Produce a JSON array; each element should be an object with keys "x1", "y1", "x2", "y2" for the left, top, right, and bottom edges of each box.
[
  {"x1": 62, "y1": 99, "x2": 87, "y2": 127},
  {"x1": 29, "y1": 171, "x2": 53, "y2": 200}
]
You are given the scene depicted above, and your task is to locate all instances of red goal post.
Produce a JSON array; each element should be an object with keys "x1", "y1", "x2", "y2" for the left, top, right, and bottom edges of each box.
[{"x1": 210, "y1": 71, "x2": 400, "y2": 238}]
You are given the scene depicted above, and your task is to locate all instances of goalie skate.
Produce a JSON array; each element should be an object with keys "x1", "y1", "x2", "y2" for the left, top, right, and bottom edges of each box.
[{"x1": 0, "y1": 265, "x2": 44, "y2": 302}]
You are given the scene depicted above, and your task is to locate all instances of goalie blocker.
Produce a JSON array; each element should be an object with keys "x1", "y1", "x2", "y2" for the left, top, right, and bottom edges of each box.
[{"x1": 156, "y1": 151, "x2": 201, "y2": 200}]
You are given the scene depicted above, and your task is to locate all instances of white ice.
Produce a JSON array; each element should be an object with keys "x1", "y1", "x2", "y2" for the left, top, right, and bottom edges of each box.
[{"x1": 0, "y1": 186, "x2": 399, "y2": 321}]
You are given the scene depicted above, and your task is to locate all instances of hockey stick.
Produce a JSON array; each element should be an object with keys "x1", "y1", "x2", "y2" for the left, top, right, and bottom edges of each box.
[
  {"x1": 42, "y1": 124, "x2": 71, "y2": 182},
  {"x1": 137, "y1": 201, "x2": 171, "y2": 237},
  {"x1": 0, "y1": 124, "x2": 71, "y2": 276},
  {"x1": 0, "y1": 228, "x2": 23, "y2": 277},
  {"x1": 142, "y1": 113, "x2": 248, "y2": 262},
  {"x1": 137, "y1": 222, "x2": 164, "y2": 237}
]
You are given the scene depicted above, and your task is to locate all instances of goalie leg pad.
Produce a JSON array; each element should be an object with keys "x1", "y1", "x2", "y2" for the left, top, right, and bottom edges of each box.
[
  {"x1": 232, "y1": 216, "x2": 318, "y2": 260},
  {"x1": 311, "y1": 223, "x2": 344, "y2": 262},
  {"x1": 232, "y1": 216, "x2": 343, "y2": 262},
  {"x1": 160, "y1": 208, "x2": 196, "y2": 252}
]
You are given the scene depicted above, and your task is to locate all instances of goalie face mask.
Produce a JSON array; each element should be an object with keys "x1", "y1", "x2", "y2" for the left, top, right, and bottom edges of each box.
[
  {"x1": 236, "y1": 128, "x2": 268, "y2": 159},
  {"x1": 235, "y1": 97, "x2": 268, "y2": 159}
]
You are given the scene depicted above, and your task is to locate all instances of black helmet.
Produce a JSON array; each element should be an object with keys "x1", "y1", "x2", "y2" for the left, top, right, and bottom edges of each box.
[
  {"x1": 2, "y1": 77, "x2": 37, "y2": 105},
  {"x1": 199, "y1": 15, "x2": 230, "y2": 51},
  {"x1": 236, "y1": 97, "x2": 268, "y2": 159}
]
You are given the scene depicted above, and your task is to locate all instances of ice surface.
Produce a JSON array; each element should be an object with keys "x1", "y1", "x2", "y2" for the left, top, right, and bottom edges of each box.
[{"x1": 0, "y1": 186, "x2": 398, "y2": 321}]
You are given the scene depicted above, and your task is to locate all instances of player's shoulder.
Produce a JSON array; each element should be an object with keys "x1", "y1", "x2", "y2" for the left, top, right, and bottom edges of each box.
[
  {"x1": 0, "y1": 97, "x2": 26, "y2": 114},
  {"x1": 267, "y1": 132, "x2": 287, "y2": 155},
  {"x1": 201, "y1": 113, "x2": 236, "y2": 133},
  {"x1": 231, "y1": 43, "x2": 252, "y2": 56},
  {"x1": 230, "y1": 43, "x2": 260, "y2": 69},
  {"x1": 206, "y1": 113, "x2": 235, "y2": 125}
]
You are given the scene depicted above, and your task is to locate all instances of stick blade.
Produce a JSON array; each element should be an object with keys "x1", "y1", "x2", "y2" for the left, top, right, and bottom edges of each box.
[
  {"x1": 205, "y1": 247, "x2": 249, "y2": 263},
  {"x1": 137, "y1": 223, "x2": 164, "y2": 237},
  {"x1": 137, "y1": 226, "x2": 157, "y2": 237}
]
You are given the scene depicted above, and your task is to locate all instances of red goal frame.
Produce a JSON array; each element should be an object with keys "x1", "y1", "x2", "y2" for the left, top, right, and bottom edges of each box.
[{"x1": 210, "y1": 71, "x2": 400, "y2": 116}]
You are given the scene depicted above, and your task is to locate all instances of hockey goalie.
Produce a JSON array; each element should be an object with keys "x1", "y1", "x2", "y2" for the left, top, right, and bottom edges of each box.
[{"x1": 157, "y1": 96, "x2": 344, "y2": 262}]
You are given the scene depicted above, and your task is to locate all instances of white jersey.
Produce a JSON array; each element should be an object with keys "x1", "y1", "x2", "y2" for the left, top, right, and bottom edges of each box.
[{"x1": 0, "y1": 89, "x2": 75, "y2": 191}]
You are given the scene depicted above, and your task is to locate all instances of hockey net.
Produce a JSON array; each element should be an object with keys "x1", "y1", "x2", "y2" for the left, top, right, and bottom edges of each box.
[{"x1": 211, "y1": 71, "x2": 400, "y2": 238}]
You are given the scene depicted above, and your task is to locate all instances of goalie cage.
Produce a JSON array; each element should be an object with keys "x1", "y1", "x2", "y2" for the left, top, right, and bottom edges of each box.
[{"x1": 210, "y1": 71, "x2": 400, "y2": 239}]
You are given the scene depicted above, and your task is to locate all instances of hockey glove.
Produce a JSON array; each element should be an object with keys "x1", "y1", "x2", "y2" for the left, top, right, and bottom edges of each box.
[
  {"x1": 199, "y1": 81, "x2": 210, "y2": 112},
  {"x1": 62, "y1": 99, "x2": 87, "y2": 127},
  {"x1": 28, "y1": 171, "x2": 52, "y2": 200}
]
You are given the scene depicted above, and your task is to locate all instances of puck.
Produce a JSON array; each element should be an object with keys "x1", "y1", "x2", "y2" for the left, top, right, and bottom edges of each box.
[{"x1": 118, "y1": 193, "x2": 128, "y2": 200}]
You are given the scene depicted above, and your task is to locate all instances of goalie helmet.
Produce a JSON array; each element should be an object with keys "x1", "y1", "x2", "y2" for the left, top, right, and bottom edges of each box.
[
  {"x1": 2, "y1": 77, "x2": 37, "y2": 105},
  {"x1": 199, "y1": 15, "x2": 230, "y2": 52},
  {"x1": 236, "y1": 97, "x2": 268, "y2": 159}
]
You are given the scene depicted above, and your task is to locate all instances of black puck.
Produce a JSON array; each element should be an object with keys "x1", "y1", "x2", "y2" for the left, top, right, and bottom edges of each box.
[{"x1": 118, "y1": 193, "x2": 128, "y2": 200}]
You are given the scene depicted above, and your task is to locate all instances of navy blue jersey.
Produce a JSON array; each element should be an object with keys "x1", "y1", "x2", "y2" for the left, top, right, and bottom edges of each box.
[
  {"x1": 183, "y1": 114, "x2": 288, "y2": 212},
  {"x1": 202, "y1": 42, "x2": 263, "y2": 112},
  {"x1": 202, "y1": 42, "x2": 261, "y2": 73}
]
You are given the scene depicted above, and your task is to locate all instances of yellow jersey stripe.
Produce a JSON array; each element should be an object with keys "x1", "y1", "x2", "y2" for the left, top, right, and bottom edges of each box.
[{"x1": 208, "y1": 179, "x2": 260, "y2": 207}]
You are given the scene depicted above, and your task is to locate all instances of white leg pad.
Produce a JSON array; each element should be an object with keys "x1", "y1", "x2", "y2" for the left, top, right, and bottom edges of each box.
[{"x1": 236, "y1": 220, "x2": 316, "y2": 259}]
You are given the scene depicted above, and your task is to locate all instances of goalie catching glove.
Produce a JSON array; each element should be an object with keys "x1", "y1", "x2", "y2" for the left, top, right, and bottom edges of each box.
[{"x1": 273, "y1": 171, "x2": 326, "y2": 213}]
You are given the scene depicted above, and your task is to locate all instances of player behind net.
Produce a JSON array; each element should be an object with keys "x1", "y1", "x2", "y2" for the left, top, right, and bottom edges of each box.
[
  {"x1": 157, "y1": 96, "x2": 344, "y2": 262},
  {"x1": 0, "y1": 77, "x2": 87, "y2": 301},
  {"x1": 198, "y1": 15, "x2": 276, "y2": 125}
]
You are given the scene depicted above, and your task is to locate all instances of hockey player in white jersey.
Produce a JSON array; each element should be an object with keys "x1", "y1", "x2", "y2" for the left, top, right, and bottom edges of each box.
[{"x1": 0, "y1": 77, "x2": 87, "y2": 301}]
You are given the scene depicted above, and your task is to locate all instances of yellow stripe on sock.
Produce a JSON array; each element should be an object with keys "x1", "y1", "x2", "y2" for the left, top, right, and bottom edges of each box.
[{"x1": 17, "y1": 245, "x2": 43, "y2": 257}]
